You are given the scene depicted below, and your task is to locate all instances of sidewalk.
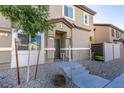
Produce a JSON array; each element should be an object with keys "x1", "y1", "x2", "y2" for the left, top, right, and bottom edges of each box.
[
  {"x1": 105, "y1": 72, "x2": 124, "y2": 88},
  {"x1": 56, "y1": 62, "x2": 110, "y2": 88},
  {"x1": 56, "y1": 62, "x2": 124, "y2": 88}
]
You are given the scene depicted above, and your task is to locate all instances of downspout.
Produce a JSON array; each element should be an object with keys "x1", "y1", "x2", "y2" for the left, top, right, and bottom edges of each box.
[
  {"x1": 45, "y1": 31, "x2": 48, "y2": 62},
  {"x1": 70, "y1": 28, "x2": 73, "y2": 61}
]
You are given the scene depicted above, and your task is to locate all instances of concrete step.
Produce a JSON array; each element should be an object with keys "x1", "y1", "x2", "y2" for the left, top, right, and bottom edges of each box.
[
  {"x1": 63, "y1": 66, "x2": 86, "y2": 72},
  {"x1": 65, "y1": 67, "x2": 89, "y2": 76},
  {"x1": 72, "y1": 74, "x2": 110, "y2": 88},
  {"x1": 66, "y1": 70, "x2": 89, "y2": 79},
  {"x1": 56, "y1": 62, "x2": 85, "y2": 71},
  {"x1": 55, "y1": 62, "x2": 110, "y2": 88},
  {"x1": 66, "y1": 67, "x2": 89, "y2": 73}
]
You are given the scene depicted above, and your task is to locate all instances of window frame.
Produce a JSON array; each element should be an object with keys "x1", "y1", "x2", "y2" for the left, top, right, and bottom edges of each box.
[
  {"x1": 17, "y1": 33, "x2": 29, "y2": 50},
  {"x1": 63, "y1": 5, "x2": 75, "y2": 21},
  {"x1": 17, "y1": 32, "x2": 41, "y2": 50},
  {"x1": 83, "y1": 12, "x2": 89, "y2": 26}
]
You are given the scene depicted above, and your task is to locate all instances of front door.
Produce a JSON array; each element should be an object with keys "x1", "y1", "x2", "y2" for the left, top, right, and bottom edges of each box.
[{"x1": 54, "y1": 39, "x2": 61, "y2": 59}]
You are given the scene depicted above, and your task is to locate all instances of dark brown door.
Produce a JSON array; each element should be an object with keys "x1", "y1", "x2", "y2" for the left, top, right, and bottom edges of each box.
[{"x1": 54, "y1": 39, "x2": 61, "y2": 59}]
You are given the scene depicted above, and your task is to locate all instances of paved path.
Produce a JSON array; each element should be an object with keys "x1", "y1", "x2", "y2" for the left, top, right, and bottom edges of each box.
[
  {"x1": 56, "y1": 62, "x2": 110, "y2": 88},
  {"x1": 105, "y1": 72, "x2": 124, "y2": 88}
]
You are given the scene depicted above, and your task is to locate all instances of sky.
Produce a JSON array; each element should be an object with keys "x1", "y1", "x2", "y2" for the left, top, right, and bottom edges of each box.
[{"x1": 88, "y1": 5, "x2": 124, "y2": 30}]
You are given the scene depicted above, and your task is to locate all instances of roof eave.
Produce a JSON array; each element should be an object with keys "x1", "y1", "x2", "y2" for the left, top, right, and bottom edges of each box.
[
  {"x1": 51, "y1": 18, "x2": 74, "y2": 29},
  {"x1": 75, "y1": 5, "x2": 97, "y2": 15},
  {"x1": 94, "y1": 23, "x2": 124, "y2": 33}
]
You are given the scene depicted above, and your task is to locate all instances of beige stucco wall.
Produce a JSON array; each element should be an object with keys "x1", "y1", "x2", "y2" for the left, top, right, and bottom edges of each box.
[
  {"x1": 72, "y1": 28, "x2": 90, "y2": 48},
  {"x1": 72, "y1": 50, "x2": 90, "y2": 61},
  {"x1": 46, "y1": 37, "x2": 55, "y2": 59},
  {"x1": 72, "y1": 28, "x2": 90, "y2": 61},
  {"x1": 0, "y1": 31, "x2": 11, "y2": 63},
  {"x1": 0, "y1": 51, "x2": 11, "y2": 63},
  {"x1": 55, "y1": 22, "x2": 72, "y2": 38},
  {"x1": 121, "y1": 33, "x2": 124, "y2": 40},
  {"x1": 48, "y1": 22, "x2": 72, "y2": 38},
  {"x1": 49, "y1": 5, "x2": 93, "y2": 31},
  {"x1": 0, "y1": 14, "x2": 11, "y2": 28},
  {"x1": 49, "y1": 5, "x2": 62, "y2": 19},
  {"x1": 94, "y1": 25, "x2": 124, "y2": 44},
  {"x1": 0, "y1": 31, "x2": 12, "y2": 47},
  {"x1": 94, "y1": 26, "x2": 111, "y2": 43},
  {"x1": 0, "y1": 15, "x2": 11, "y2": 64},
  {"x1": 46, "y1": 22, "x2": 72, "y2": 48}
]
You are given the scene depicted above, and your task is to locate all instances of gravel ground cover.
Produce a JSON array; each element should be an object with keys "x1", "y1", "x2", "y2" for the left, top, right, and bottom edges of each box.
[
  {"x1": 0, "y1": 63, "x2": 78, "y2": 88},
  {"x1": 79, "y1": 58, "x2": 124, "y2": 80}
]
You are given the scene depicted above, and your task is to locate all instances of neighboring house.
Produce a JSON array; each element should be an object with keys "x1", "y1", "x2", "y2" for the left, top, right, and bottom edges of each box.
[
  {"x1": 91, "y1": 24, "x2": 124, "y2": 61},
  {"x1": 94, "y1": 24, "x2": 124, "y2": 44},
  {"x1": 0, "y1": 5, "x2": 96, "y2": 68},
  {"x1": 0, "y1": 15, "x2": 12, "y2": 67}
]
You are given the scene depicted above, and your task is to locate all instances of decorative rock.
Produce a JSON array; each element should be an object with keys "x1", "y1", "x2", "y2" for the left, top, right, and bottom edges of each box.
[{"x1": 0, "y1": 63, "x2": 77, "y2": 88}]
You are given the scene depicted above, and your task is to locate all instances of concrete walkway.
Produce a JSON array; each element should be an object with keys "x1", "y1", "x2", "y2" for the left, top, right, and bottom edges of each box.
[
  {"x1": 55, "y1": 62, "x2": 110, "y2": 88},
  {"x1": 105, "y1": 72, "x2": 124, "y2": 88}
]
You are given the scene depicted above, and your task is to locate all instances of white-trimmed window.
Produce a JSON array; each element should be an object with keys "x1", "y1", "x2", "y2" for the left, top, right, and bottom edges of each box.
[
  {"x1": 17, "y1": 33, "x2": 41, "y2": 50},
  {"x1": 63, "y1": 5, "x2": 75, "y2": 20},
  {"x1": 83, "y1": 13, "x2": 89, "y2": 25}
]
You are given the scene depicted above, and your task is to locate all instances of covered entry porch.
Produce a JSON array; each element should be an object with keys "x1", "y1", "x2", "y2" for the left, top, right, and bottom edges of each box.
[
  {"x1": 45, "y1": 18, "x2": 73, "y2": 62},
  {"x1": 45, "y1": 31, "x2": 72, "y2": 62}
]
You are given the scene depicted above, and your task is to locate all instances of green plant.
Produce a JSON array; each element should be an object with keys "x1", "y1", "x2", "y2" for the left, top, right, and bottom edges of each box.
[
  {"x1": 0, "y1": 5, "x2": 55, "y2": 82},
  {"x1": 95, "y1": 55, "x2": 104, "y2": 61}
]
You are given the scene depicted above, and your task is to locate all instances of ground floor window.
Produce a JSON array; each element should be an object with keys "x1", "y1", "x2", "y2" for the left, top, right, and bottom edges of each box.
[
  {"x1": 17, "y1": 33, "x2": 41, "y2": 50},
  {"x1": 31, "y1": 35, "x2": 41, "y2": 50}
]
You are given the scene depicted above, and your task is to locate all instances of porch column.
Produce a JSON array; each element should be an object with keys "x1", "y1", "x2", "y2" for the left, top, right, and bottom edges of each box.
[
  {"x1": 11, "y1": 29, "x2": 18, "y2": 68},
  {"x1": 69, "y1": 44, "x2": 71, "y2": 62}
]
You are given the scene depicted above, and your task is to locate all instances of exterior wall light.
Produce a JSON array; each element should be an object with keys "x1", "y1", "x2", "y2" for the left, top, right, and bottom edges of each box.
[{"x1": 0, "y1": 32, "x2": 9, "y2": 37}]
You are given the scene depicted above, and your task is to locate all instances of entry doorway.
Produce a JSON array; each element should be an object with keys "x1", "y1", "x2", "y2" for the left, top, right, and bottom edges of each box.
[
  {"x1": 54, "y1": 31, "x2": 66, "y2": 61},
  {"x1": 54, "y1": 39, "x2": 61, "y2": 59}
]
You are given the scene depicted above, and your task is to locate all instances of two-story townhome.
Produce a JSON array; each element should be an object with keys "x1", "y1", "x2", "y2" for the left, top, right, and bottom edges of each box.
[
  {"x1": 93, "y1": 24, "x2": 124, "y2": 44},
  {"x1": 45, "y1": 5, "x2": 96, "y2": 62},
  {"x1": 0, "y1": 5, "x2": 96, "y2": 68}
]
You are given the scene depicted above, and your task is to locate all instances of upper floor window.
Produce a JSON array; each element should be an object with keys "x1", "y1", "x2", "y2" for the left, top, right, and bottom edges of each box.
[
  {"x1": 111, "y1": 29, "x2": 114, "y2": 37},
  {"x1": 63, "y1": 5, "x2": 75, "y2": 20},
  {"x1": 83, "y1": 13, "x2": 89, "y2": 25}
]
